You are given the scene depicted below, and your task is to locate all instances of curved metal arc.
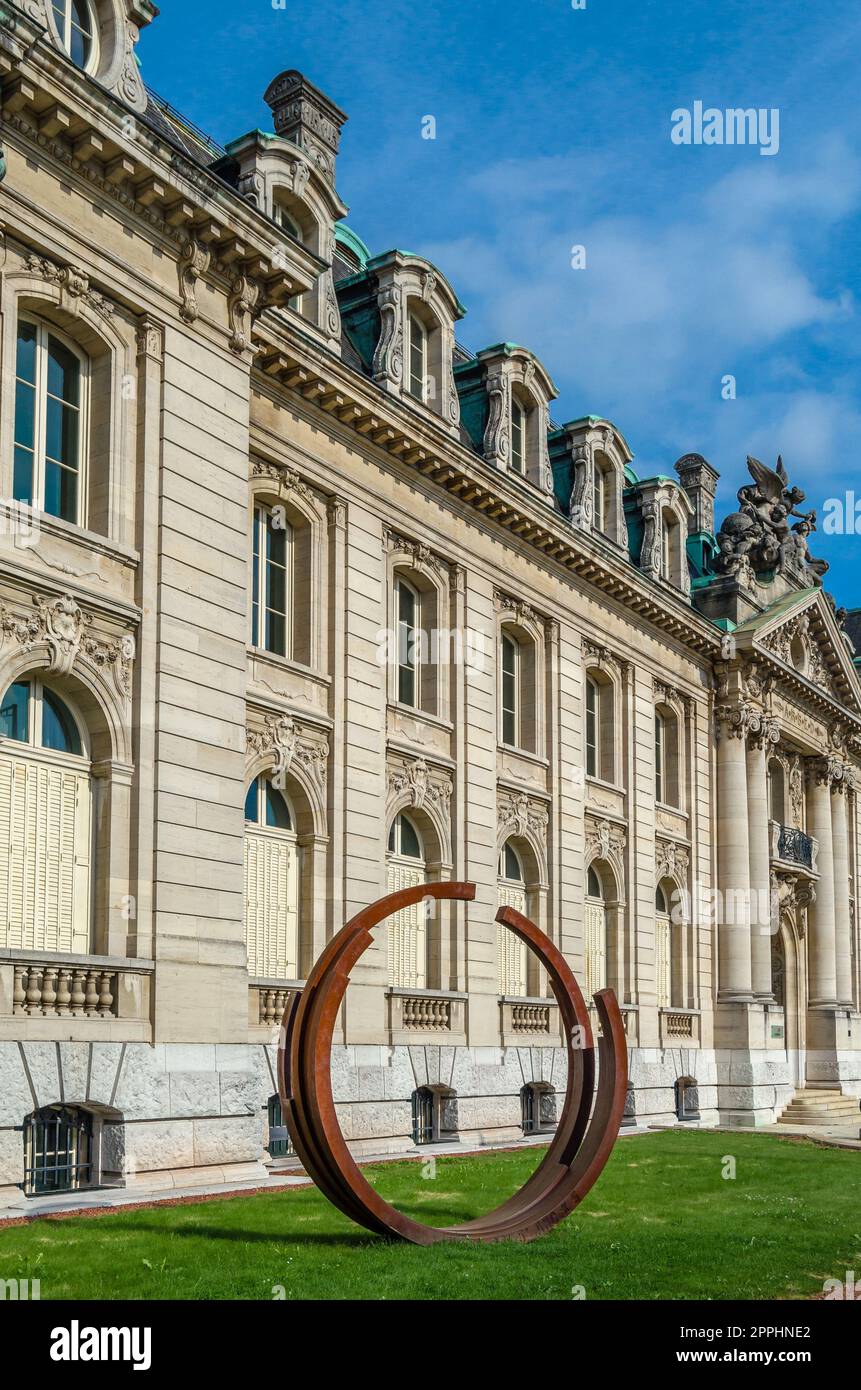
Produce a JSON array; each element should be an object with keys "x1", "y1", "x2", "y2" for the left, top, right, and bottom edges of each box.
[{"x1": 278, "y1": 881, "x2": 627, "y2": 1244}]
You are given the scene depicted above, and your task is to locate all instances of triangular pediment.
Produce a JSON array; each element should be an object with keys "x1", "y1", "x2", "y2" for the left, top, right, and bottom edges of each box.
[{"x1": 733, "y1": 588, "x2": 861, "y2": 715}]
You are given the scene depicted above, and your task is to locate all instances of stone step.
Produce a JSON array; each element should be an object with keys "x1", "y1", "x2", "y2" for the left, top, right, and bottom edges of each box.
[{"x1": 777, "y1": 1088, "x2": 859, "y2": 1126}]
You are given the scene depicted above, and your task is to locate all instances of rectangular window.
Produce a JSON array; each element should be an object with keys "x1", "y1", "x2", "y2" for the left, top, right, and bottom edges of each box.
[
  {"x1": 252, "y1": 506, "x2": 292, "y2": 658},
  {"x1": 408, "y1": 315, "x2": 426, "y2": 402},
  {"x1": 586, "y1": 678, "x2": 598, "y2": 778},
  {"x1": 397, "y1": 579, "x2": 418, "y2": 706},
  {"x1": 593, "y1": 461, "x2": 605, "y2": 532},
  {"x1": 501, "y1": 635, "x2": 518, "y2": 747},
  {"x1": 511, "y1": 402, "x2": 525, "y2": 473}
]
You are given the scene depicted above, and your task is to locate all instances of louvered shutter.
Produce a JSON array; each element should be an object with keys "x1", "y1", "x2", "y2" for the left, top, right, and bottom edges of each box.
[
  {"x1": 497, "y1": 882, "x2": 527, "y2": 995},
  {"x1": 0, "y1": 753, "x2": 91, "y2": 953},
  {"x1": 585, "y1": 901, "x2": 607, "y2": 999},
  {"x1": 656, "y1": 913, "x2": 671, "y2": 1007},
  {"x1": 244, "y1": 829, "x2": 299, "y2": 979},
  {"x1": 386, "y1": 858, "x2": 426, "y2": 989}
]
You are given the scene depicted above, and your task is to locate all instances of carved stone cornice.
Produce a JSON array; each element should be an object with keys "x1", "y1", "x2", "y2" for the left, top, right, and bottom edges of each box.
[
  {"x1": 0, "y1": 593, "x2": 135, "y2": 698},
  {"x1": 498, "y1": 790, "x2": 549, "y2": 847}
]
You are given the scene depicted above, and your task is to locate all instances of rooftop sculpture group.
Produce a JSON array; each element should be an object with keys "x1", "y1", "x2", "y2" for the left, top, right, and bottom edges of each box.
[{"x1": 715, "y1": 455, "x2": 828, "y2": 587}]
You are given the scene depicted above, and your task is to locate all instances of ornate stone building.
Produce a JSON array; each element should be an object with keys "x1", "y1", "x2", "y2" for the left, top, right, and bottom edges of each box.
[{"x1": 0, "y1": 1, "x2": 859, "y2": 1202}]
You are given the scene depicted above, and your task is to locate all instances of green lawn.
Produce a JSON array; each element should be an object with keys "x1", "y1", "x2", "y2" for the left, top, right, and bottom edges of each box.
[{"x1": 1, "y1": 1130, "x2": 858, "y2": 1300}]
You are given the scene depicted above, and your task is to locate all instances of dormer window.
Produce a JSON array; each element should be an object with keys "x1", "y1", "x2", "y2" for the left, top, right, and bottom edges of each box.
[
  {"x1": 594, "y1": 456, "x2": 612, "y2": 533},
  {"x1": 511, "y1": 400, "x2": 526, "y2": 474},
  {"x1": 273, "y1": 201, "x2": 307, "y2": 316},
  {"x1": 408, "y1": 314, "x2": 427, "y2": 403},
  {"x1": 53, "y1": 0, "x2": 98, "y2": 72}
]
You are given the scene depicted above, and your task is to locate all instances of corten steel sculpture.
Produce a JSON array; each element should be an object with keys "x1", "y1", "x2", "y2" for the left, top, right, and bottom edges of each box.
[{"x1": 277, "y1": 881, "x2": 628, "y2": 1244}]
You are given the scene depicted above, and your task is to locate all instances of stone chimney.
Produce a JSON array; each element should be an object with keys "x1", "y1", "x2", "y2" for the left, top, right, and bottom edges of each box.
[
  {"x1": 674, "y1": 453, "x2": 720, "y2": 534},
  {"x1": 263, "y1": 70, "x2": 348, "y2": 186}
]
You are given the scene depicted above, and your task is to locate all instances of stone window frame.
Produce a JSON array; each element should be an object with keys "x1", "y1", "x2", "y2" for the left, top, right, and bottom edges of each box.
[
  {"x1": 248, "y1": 460, "x2": 327, "y2": 675},
  {"x1": 494, "y1": 598, "x2": 546, "y2": 758},
  {"x1": 1, "y1": 263, "x2": 138, "y2": 551},
  {"x1": 563, "y1": 419, "x2": 632, "y2": 549},
  {"x1": 653, "y1": 688, "x2": 687, "y2": 813},
  {"x1": 635, "y1": 479, "x2": 694, "y2": 596},
  {"x1": 37, "y1": 0, "x2": 153, "y2": 113},
  {"x1": 584, "y1": 664, "x2": 619, "y2": 787},
  {"x1": 370, "y1": 252, "x2": 463, "y2": 437},
  {"x1": 477, "y1": 346, "x2": 557, "y2": 496},
  {"x1": 384, "y1": 534, "x2": 451, "y2": 723}
]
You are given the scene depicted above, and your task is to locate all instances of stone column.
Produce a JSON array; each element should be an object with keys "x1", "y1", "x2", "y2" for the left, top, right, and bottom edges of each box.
[
  {"x1": 716, "y1": 705, "x2": 754, "y2": 1000},
  {"x1": 747, "y1": 717, "x2": 780, "y2": 997},
  {"x1": 807, "y1": 758, "x2": 839, "y2": 1007},
  {"x1": 831, "y1": 768, "x2": 853, "y2": 1005}
]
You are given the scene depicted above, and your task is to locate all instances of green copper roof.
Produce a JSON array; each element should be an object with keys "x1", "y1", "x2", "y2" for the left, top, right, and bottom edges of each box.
[{"x1": 335, "y1": 224, "x2": 371, "y2": 268}]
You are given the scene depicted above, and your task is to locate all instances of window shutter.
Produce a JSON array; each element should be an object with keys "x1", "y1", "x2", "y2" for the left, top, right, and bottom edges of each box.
[
  {"x1": 0, "y1": 755, "x2": 91, "y2": 954},
  {"x1": 585, "y1": 901, "x2": 607, "y2": 999},
  {"x1": 386, "y1": 859, "x2": 426, "y2": 989},
  {"x1": 496, "y1": 883, "x2": 527, "y2": 995},
  {"x1": 244, "y1": 829, "x2": 299, "y2": 979},
  {"x1": 656, "y1": 913, "x2": 671, "y2": 1008}
]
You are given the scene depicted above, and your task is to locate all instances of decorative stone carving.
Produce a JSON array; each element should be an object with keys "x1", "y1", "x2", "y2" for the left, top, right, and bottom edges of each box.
[
  {"x1": 387, "y1": 756, "x2": 453, "y2": 821},
  {"x1": 136, "y1": 316, "x2": 164, "y2": 360},
  {"x1": 498, "y1": 791, "x2": 549, "y2": 847},
  {"x1": 655, "y1": 838, "x2": 690, "y2": 882},
  {"x1": 228, "y1": 274, "x2": 260, "y2": 355},
  {"x1": 569, "y1": 443, "x2": 594, "y2": 529},
  {"x1": 0, "y1": 593, "x2": 135, "y2": 695},
  {"x1": 25, "y1": 253, "x2": 114, "y2": 320},
  {"x1": 714, "y1": 455, "x2": 828, "y2": 586},
  {"x1": 809, "y1": 755, "x2": 847, "y2": 789},
  {"x1": 177, "y1": 237, "x2": 210, "y2": 325},
  {"x1": 716, "y1": 702, "x2": 777, "y2": 745},
  {"x1": 251, "y1": 458, "x2": 314, "y2": 504},
  {"x1": 263, "y1": 70, "x2": 348, "y2": 185},
  {"x1": 493, "y1": 589, "x2": 542, "y2": 630},
  {"x1": 585, "y1": 817, "x2": 626, "y2": 868},
  {"x1": 483, "y1": 371, "x2": 511, "y2": 468},
  {"x1": 384, "y1": 528, "x2": 446, "y2": 576},
  {"x1": 246, "y1": 714, "x2": 329, "y2": 795},
  {"x1": 372, "y1": 285, "x2": 403, "y2": 388}
]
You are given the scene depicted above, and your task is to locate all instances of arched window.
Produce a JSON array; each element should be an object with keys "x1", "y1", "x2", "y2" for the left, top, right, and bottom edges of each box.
[
  {"x1": 396, "y1": 575, "x2": 420, "y2": 708},
  {"x1": 593, "y1": 455, "x2": 610, "y2": 533},
  {"x1": 501, "y1": 632, "x2": 519, "y2": 747},
  {"x1": 585, "y1": 865, "x2": 607, "y2": 997},
  {"x1": 511, "y1": 398, "x2": 526, "y2": 474},
  {"x1": 273, "y1": 204, "x2": 307, "y2": 316},
  {"x1": 655, "y1": 706, "x2": 680, "y2": 806},
  {"x1": 497, "y1": 840, "x2": 528, "y2": 996},
  {"x1": 408, "y1": 312, "x2": 428, "y2": 402},
  {"x1": 0, "y1": 678, "x2": 91, "y2": 954},
  {"x1": 14, "y1": 316, "x2": 88, "y2": 526},
  {"x1": 386, "y1": 813, "x2": 426, "y2": 988},
  {"x1": 52, "y1": 0, "x2": 99, "y2": 72},
  {"x1": 251, "y1": 503, "x2": 293, "y2": 658},
  {"x1": 500, "y1": 625, "x2": 538, "y2": 753},
  {"x1": 244, "y1": 774, "x2": 299, "y2": 979},
  {"x1": 585, "y1": 670, "x2": 615, "y2": 782},
  {"x1": 769, "y1": 759, "x2": 786, "y2": 824}
]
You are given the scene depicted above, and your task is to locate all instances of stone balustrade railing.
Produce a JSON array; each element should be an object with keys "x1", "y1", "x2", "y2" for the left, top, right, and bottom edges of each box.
[
  {"x1": 248, "y1": 980, "x2": 304, "y2": 1033},
  {"x1": 13, "y1": 963, "x2": 116, "y2": 1018},
  {"x1": 387, "y1": 988, "x2": 467, "y2": 1041},
  {"x1": 511, "y1": 1002, "x2": 551, "y2": 1034},
  {"x1": 0, "y1": 952, "x2": 154, "y2": 1037},
  {"x1": 659, "y1": 1008, "x2": 701, "y2": 1046}
]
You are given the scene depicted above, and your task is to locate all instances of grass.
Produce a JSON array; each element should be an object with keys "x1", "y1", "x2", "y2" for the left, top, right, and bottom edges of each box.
[{"x1": 1, "y1": 1130, "x2": 859, "y2": 1300}]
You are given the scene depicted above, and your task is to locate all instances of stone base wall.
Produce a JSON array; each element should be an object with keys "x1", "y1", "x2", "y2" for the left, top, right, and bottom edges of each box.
[{"x1": 1, "y1": 1036, "x2": 857, "y2": 1207}]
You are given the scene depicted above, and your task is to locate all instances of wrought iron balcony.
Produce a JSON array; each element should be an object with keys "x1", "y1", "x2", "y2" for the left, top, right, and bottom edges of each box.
[{"x1": 772, "y1": 823, "x2": 816, "y2": 871}]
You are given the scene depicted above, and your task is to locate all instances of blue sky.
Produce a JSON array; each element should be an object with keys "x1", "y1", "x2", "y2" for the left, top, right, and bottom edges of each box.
[{"x1": 139, "y1": 0, "x2": 861, "y2": 604}]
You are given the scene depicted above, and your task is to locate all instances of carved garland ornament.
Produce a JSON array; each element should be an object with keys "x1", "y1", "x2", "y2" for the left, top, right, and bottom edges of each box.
[
  {"x1": 498, "y1": 791, "x2": 549, "y2": 847},
  {"x1": 0, "y1": 594, "x2": 135, "y2": 697},
  {"x1": 246, "y1": 714, "x2": 329, "y2": 794},
  {"x1": 387, "y1": 757, "x2": 452, "y2": 820},
  {"x1": 25, "y1": 253, "x2": 114, "y2": 321}
]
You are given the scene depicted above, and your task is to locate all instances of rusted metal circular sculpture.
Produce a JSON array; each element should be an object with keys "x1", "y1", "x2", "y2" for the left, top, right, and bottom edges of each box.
[{"x1": 278, "y1": 882, "x2": 627, "y2": 1244}]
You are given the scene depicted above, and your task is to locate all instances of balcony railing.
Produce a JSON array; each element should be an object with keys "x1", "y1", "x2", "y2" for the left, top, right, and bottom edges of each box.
[
  {"x1": 0, "y1": 951, "x2": 153, "y2": 1036},
  {"x1": 772, "y1": 822, "x2": 817, "y2": 872}
]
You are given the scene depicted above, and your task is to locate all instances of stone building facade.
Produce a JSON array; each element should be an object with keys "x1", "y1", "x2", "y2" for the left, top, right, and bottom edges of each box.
[{"x1": 0, "y1": 1, "x2": 859, "y2": 1203}]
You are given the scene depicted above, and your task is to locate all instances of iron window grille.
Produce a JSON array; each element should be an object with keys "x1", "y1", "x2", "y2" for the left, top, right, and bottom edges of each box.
[{"x1": 23, "y1": 1105, "x2": 93, "y2": 1196}]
